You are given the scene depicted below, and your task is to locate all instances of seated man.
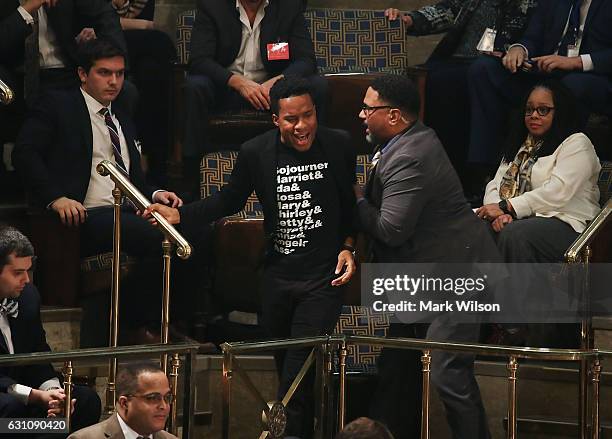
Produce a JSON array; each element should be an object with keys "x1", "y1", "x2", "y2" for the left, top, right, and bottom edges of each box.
[
  {"x1": 12, "y1": 39, "x2": 185, "y2": 343},
  {"x1": 68, "y1": 362, "x2": 176, "y2": 439},
  {"x1": 355, "y1": 74, "x2": 500, "y2": 439},
  {"x1": 182, "y1": 0, "x2": 328, "y2": 192},
  {"x1": 0, "y1": 225, "x2": 101, "y2": 432},
  {"x1": 468, "y1": 0, "x2": 612, "y2": 167},
  {"x1": 384, "y1": 0, "x2": 539, "y2": 196}
]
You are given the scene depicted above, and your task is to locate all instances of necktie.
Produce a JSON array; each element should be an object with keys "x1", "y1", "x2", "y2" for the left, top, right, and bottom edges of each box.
[
  {"x1": 23, "y1": 7, "x2": 40, "y2": 105},
  {"x1": 558, "y1": 0, "x2": 582, "y2": 56},
  {"x1": 99, "y1": 107, "x2": 128, "y2": 173},
  {"x1": 0, "y1": 298, "x2": 19, "y2": 319}
]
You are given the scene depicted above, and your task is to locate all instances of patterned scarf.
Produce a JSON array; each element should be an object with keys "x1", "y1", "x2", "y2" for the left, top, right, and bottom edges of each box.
[
  {"x1": 499, "y1": 135, "x2": 542, "y2": 200},
  {"x1": 0, "y1": 298, "x2": 18, "y2": 319}
]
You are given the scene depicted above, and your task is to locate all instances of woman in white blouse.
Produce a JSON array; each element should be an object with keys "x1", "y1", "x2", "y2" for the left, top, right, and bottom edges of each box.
[{"x1": 476, "y1": 80, "x2": 601, "y2": 263}]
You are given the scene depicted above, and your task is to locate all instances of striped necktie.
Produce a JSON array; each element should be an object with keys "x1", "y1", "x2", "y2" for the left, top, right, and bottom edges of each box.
[
  {"x1": 99, "y1": 107, "x2": 127, "y2": 173},
  {"x1": 0, "y1": 298, "x2": 19, "y2": 319}
]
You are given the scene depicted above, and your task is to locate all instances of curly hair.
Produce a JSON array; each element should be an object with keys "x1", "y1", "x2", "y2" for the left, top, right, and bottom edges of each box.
[{"x1": 370, "y1": 74, "x2": 420, "y2": 117}]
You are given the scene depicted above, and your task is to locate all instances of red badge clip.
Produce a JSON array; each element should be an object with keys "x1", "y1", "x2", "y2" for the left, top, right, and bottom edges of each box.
[{"x1": 267, "y1": 42, "x2": 290, "y2": 60}]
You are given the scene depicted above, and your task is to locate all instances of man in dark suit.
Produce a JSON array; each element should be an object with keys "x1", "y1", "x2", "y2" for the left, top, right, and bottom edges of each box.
[
  {"x1": 468, "y1": 0, "x2": 612, "y2": 166},
  {"x1": 12, "y1": 39, "x2": 184, "y2": 342},
  {"x1": 182, "y1": 0, "x2": 328, "y2": 189},
  {"x1": 355, "y1": 75, "x2": 500, "y2": 439},
  {"x1": 68, "y1": 362, "x2": 176, "y2": 439},
  {"x1": 0, "y1": 225, "x2": 101, "y2": 434},
  {"x1": 147, "y1": 76, "x2": 356, "y2": 439}
]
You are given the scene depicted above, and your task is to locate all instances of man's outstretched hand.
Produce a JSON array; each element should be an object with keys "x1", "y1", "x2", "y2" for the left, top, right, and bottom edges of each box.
[{"x1": 142, "y1": 203, "x2": 180, "y2": 226}]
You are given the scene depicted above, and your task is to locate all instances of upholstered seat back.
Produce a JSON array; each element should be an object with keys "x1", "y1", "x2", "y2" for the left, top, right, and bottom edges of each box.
[{"x1": 598, "y1": 161, "x2": 612, "y2": 205}]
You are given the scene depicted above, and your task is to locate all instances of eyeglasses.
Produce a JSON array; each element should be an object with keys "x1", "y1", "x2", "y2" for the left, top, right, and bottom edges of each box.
[
  {"x1": 360, "y1": 104, "x2": 391, "y2": 117},
  {"x1": 126, "y1": 392, "x2": 174, "y2": 405},
  {"x1": 524, "y1": 106, "x2": 555, "y2": 117}
]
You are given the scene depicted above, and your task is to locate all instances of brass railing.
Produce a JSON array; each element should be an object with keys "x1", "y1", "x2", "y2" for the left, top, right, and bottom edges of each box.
[
  {"x1": 565, "y1": 195, "x2": 612, "y2": 439},
  {"x1": 0, "y1": 342, "x2": 199, "y2": 437},
  {"x1": 96, "y1": 160, "x2": 192, "y2": 414},
  {"x1": 221, "y1": 335, "x2": 610, "y2": 439},
  {"x1": 0, "y1": 78, "x2": 14, "y2": 105}
]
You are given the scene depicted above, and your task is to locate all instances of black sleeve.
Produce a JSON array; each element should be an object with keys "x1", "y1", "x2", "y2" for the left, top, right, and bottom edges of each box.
[
  {"x1": 281, "y1": 6, "x2": 317, "y2": 77},
  {"x1": 76, "y1": 0, "x2": 127, "y2": 53},
  {"x1": 0, "y1": 9, "x2": 31, "y2": 61}
]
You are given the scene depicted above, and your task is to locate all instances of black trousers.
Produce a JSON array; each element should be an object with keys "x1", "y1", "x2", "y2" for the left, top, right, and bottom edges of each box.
[
  {"x1": 260, "y1": 267, "x2": 343, "y2": 439},
  {"x1": 370, "y1": 317, "x2": 489, "y2": 439},
  {"x1": 0, "y1": 384, "x2": 101, "y2": 438},
  {"x1": 181, "y1": 73, "x2": 329, "y2": 159}
]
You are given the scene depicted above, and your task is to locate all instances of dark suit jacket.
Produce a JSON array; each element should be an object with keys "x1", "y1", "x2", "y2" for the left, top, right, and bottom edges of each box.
[
  {"x1": 12, "y1": 87, "x2": 152, "y2": 209},
  {"x1": 520, "y1": 0, "x2": 612, "y2": 75},
  {"x1": 357, "y1": 121, "x2": 500, "y2": 263},
  {"x1": 0, "y1": 0, "x2": 125, "y2": 69},
  {"x1": 179, "y1": 127, "x2": 356, "y2": 254},
  {"x1": 68, "y1": 413, "x2": 177, "y2": 439},
  {"x1": 0, "y1": 284, "x2": 57, "y2": 393},
  {"x1": 188, "y1": 0, "x2": 316, "y2": 88}
]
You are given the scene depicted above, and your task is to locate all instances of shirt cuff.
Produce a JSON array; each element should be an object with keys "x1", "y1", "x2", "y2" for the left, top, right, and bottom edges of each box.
[
  {"x1": 508, "y1": 196, "x2": 531, "y2": 219},
  {"x1": 151, "y1": 189, "x2": 165, "y2": 202},
  {"x1": 8, "y1": 384, "x2": 32, "y2": 405},
  {"x1": 17, "y1": 6, "x2": 34, "y2": 25},
  {"x1": 39, "y1": 378, "x2": 62, "y2": 392},
  {"x1": 580, "y1": 54, "x2": 593, "y2": 71},
  {"x1": 508, "y1": 43, "x2": 529, "y2": 59}
]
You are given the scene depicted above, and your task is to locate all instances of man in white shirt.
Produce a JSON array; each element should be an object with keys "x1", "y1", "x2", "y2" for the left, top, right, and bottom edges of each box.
[
  {"x1": 68, "y1": 362, "x2": 176, "y2": 439},
  {"x1": 181, "y1": 0, "x2": 327, "y2": 191},
  {"x1": 0, "y1": 225, "x2": 101, "y2": 433},
  {"x1": 13, "y1": 39, "x2": 187, "y2": 343},
  {"x1": 467, "y1": 0, "x2": 612, "y2": 166}
]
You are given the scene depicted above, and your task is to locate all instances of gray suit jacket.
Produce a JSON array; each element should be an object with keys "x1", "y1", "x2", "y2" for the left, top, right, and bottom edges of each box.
[
  {"x1": 67, "y1": 413, "x2": 177, "y2": 439},
  {"x1": 357, "y1": 121, "x2": 500, "y2": 263}
]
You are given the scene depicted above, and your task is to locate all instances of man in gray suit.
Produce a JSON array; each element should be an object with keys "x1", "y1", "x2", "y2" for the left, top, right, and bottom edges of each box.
[
  {"x1": 68, "y1": 362, "x2": 176, "y2": 439},
  {"x1": 355, "y1": 74, "x2": 499, "y2": 439}
]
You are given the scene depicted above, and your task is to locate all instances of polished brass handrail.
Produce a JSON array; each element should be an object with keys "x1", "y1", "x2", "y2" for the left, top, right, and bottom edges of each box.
[
  {"x1": 96, "y1": 160, "x2": 191, "y2": 259},
  {"x1": 565, "y1": 196, "x2": 612, "y2": 262},
  {"x1": 221, "y1": 335, "x2": 612, "y2": 439},
  {"x1": 0, "y1": 78, "x2": 14, "y2": 105},
  {"x1": 0, "y1": 342, "x2": 199, "y2": 438}
]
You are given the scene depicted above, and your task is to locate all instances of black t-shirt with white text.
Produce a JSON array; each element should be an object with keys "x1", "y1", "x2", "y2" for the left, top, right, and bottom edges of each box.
[{"x1": 268, "y1": 137, "x2": 340, "y2": 278}]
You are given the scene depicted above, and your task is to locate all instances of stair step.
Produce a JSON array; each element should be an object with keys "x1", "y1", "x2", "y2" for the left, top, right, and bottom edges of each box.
[
  {"x1": 41, "y1": 306, "x2": 82, "y2": 352},
  {"x1": 503, "y1": 416, "x2": 612, "y2": 438}
]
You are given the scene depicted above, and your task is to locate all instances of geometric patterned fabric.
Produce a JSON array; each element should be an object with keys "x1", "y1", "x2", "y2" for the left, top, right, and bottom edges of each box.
[
  {"x1": 598, "y1": 160, "x2": 612, "y2": 205},
  {"x1": 176, "y1": 8, "x2": 409, "y2": 75}
]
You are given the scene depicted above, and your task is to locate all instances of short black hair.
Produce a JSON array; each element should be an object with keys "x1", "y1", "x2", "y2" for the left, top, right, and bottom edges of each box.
[
  {"x1": 0, "y1": 225, "x2": 34, "y2": 271},
  {"x1": 116, "y1": 361, "x2": 165, "y2": 400},
  {"x1": 269, "y1": 75, "x2": 314, "y2": 115},
  {"x1": 336, "y1": 417, "x2": 395, "y2": 439},
  {"x1": 370, "y1": 74, "x2": 420, "y2": 117},
  {"x1": 77, "y1": 38, "x2": 126, "y2": 73},
  {"x1": 503, "y1": 79, "x2": 580, "y2": 162}
]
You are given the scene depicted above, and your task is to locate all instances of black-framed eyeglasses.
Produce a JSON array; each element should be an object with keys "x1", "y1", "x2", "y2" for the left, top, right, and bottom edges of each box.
[
  {"x1": 126, "y1": 392, "x2": 173, "y2": 405},
  {"x1": 361, "y1": 104, "x2": 391, "y2": 116},
  {"x1": 524, "y1": 105, "x2": 555, "y2": 117}
]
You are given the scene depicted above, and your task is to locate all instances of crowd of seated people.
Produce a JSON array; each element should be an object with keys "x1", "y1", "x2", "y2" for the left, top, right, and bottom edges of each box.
[{"x1": 0, "y1": 0, "x2": 611, "y2": 438}]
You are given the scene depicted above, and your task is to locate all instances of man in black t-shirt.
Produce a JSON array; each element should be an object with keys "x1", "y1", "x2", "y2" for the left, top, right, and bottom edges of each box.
[{"x1": 145, "y1": 76, "x2": 356, "y2": 439}]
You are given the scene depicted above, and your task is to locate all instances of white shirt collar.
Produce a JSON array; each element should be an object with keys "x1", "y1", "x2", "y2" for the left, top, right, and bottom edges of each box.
[
  {"x1": 234, "y1": 0, "x2": 269, "y2": 13},
  {"x1": 80, "y1": 87, "x2": 113, "y2": 117},
  {"x1": 117, "y1": 413, "x2": 153, "y2": 439}
]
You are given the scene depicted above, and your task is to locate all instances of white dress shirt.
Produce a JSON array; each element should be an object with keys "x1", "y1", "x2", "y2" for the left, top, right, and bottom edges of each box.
[
  {"x1": 117, "y1": 413, "x2": 153, "y2": 439},
  {"x1": 0, "y1": 313, "x2": 61, "y2": 404},
  {"x1": 80, "y1": 88, "x2": 132, "y2": 209},
  {"x1": 483, "y1": 132, "x2": 601, "y2": 232},
  {"x1": 228, "y1": 0, "x2": 270, "y2": 83},
  {"x1": 17, "y1": 5, "x2": 66, "y2": 69}
]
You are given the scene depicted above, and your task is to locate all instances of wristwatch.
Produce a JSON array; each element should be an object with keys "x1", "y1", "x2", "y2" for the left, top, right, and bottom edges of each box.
[
  {"x1": 342, "y1": 244, "x2": 356, "y2": 257},
  {"x1": 498, "y1": 200, "x2": 515, "y2": 218}
]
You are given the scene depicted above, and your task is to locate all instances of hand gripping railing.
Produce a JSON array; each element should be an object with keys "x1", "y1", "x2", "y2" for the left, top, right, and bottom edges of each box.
[
  {"x1": 221, "y1": 335, "x2": 609, "y2": 439},
  {"x1": 0, "y1": 342, "x2": 199, "y2": 438},
  {"x1": 96, "y1": 160, "x2": 192, "y2": 423},
  {"x1": 565, "y1": 196, "x2": 612, "y2": 439},
  {"x1": 0, "y1": 78, "x2": 15, "y2": 105}
]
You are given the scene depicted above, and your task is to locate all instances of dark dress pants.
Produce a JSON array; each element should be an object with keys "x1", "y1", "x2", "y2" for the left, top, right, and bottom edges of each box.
[
  {"x1": 260, "y1": 267, "x2": 343, "y2": 439},
  {"x1": 181, "y1": 73, "x2": 329, "y2": 160},
  {"x1": 370, "y1": 318, "x2": 489, "y2": 439},
  {"x1": 0, "y1": 384, "x2": 101, "y2": 438},
  {"x1": 467, "y1": 55, "x2": 612, "y2": 165}
]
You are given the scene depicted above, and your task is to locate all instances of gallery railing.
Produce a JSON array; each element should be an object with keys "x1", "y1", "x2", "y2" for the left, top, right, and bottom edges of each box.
[
  {"x1": 0, "y1": 342, "x2": 199, "y2": 437},
  {"x1": 221, "y1": 335, "x2": 608, "y2": 439}
]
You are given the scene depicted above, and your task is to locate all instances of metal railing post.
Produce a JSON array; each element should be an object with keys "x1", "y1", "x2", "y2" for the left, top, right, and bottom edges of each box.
[
  {"x1": 580, "y1": 245, "x2": 592, "y2": 439},
  {"x1": 168, "y1": 353, "x2": 181, "y2": 436},
  {"x1": 222, "y1": 346, "x2": 233, "y2": 439},
  {"x1": 338, "y1": 339, "x2": 347, "y2": 432},
  {"x1": 161, "y1": 236, "x2": 173, "y2": 373},
  {"x1": 507, "y1": 356, "x2": 518, "y2": 439},
  {"x1": 420, "y1": 350, "x2": 431, "y2": 439},
  {"x1": 591, "y1": 357, "x2": 602, "y2": 439},
  {"x1": 63, "y1": 360, "x2": 73, "y2": 431}
]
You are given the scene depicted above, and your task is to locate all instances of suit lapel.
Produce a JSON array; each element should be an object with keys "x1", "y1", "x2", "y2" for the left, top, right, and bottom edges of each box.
[
  {"x1": 105, "y1": 413, "x2": 125, "y2": 439},
  {"x1": 259, "y1": 1, "x2": 278, "y2": 62},
  {"x1": 74, "y1": 89, "x2": 95, "y2": 167},
  {"x1": 550, "y1": 0, "x2": 574, "y2": 46},
  {"x1": 259, "y1": 137, "x2": 278, "y2": 227},
  {"x1": 584, "y1": 0, "x2": 603, "y2": 40},
  {"x1": 113, "y1": 107, "x2": 139, "y2": 175}
]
